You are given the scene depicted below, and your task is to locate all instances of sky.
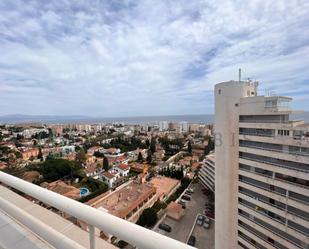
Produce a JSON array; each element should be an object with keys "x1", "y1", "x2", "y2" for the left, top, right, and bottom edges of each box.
[{"x1": 0, "y1": 0, "x2": 309, "y2": 117}]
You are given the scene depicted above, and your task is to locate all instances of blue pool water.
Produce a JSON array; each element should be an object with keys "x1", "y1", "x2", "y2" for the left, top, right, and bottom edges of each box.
[{"x1": 79, "y1": 188, "x2": 89, "y2": 197}]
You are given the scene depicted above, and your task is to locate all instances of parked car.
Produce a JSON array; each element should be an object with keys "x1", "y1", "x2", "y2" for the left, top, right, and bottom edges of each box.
[
  {"x1": 204, "y1": 216, "x2": 210, "y2": 224},
  {"x1": 204, "y1": 210, "x2": 214, "y2": 219},
  {"x1": 159, "y1": 223, "x2": 172, "y2": 232},
  {"x1": 197, "y1": 215, "x2": 204, "y2": 226},
  {"x1": 181, "y1": 195, "x2": 191, "y2": 201},
  {"x1": 187, "y1": 187, "x2": 194, "y2": 193},
  {"x1": 204, "y1": 208, "x2": 213, "y2": 213},
  {"x1": 187, "y1": 235, "x2": 196, "y2": 246},
  {"x1": 178, "y1": 200, "x2": 186, "y2": 209},
  {"x1": 185, "y1": 191, "x2": 193, "y2": 196},
  {"x1": 203, "y1": 221, "x2": 210, "y2": 229},
  {"x1": 178, "y1": 200, "x2": 186, "y2": 205}
]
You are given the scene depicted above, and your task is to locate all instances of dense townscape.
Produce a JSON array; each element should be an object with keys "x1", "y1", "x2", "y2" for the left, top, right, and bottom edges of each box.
[{"x1": 0, "y1": 120, "x2": 215, "y2": 247}]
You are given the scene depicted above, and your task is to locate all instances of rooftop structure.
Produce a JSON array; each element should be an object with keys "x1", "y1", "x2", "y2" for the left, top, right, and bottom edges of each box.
[
  {"x1": 149, "y1": 176, "x2": 180, "y2": 201},
  {"x1": 130, "y1": 163, "x2": 149, "y2": 173},
  {"x1": 89, "y1": 181, "x2": 157, "y2": 222},
  {"x1": 43, "y1": 180, "x2": 80, "y2": 200},
  {"x1": 166, "y1": 201, "x2": 185, "y2": 220}
]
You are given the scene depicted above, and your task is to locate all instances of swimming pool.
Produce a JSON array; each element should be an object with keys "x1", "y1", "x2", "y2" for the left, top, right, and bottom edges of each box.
[{"x1": 79, "y1": 188, "x2": 89, "y2": 197}]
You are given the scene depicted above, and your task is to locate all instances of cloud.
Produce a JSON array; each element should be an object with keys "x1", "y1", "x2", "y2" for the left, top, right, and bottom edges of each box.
[{"x1": 0, "y1": 0, "x2": 308, "y2": 116}]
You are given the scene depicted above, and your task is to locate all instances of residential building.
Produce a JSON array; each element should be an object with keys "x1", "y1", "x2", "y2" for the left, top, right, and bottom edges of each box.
[
  {"x1": 149, "y1": 176, "x2": 180, "y2": 201},
  {"x1": 199, "y1": 153, "x2": 215, "y2": 192},
  {"x1": 215, "y1": 79, "x2": 309, "y2": 249},
  {"x1": 88, "y1": 181, "x2": 157, "y2": 223},
  {"x1": 189, "y1": 124, "x2": 199, "y2": 132},
  {"x1": 168, "y1": 122, "x2": 178, "y2": 131},
  {"x1": 159, "y1": 121, "x2": 169, "y2": 131},
  {"x1": 21, "y1": 148, "x2": 39, "y2": 160},
  {"x1": 84, "y1": 163, "x2": 101, "y2": 177},
  {"x1": 179, "y1": 121, "x2": 188, "y2": 133},
  {"x1": 130, "y1": 163, "x2": 149, "y2": 174},
  {"x1": 101, "y1": 171, "x2": 119, "y2": 188},
  {"x1": 42, "y1": 180, "x2": 80, "y2": 200},
  {"x1": 115, "y1": 164, "x2": 130, "y2": 177}
]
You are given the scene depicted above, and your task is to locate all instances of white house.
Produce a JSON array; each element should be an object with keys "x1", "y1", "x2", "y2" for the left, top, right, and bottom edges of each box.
[
  {"x1": 101, "y1": 170, "x2": 120, "y2": 188},
  {"x1": 115, "y1": 164, "x2": 130, "y2": 177}
]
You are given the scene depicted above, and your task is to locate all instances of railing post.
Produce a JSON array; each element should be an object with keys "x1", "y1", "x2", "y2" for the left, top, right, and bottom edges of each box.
[{"x1": 89, "y1": 225, "x2": 95, "y2": 249}]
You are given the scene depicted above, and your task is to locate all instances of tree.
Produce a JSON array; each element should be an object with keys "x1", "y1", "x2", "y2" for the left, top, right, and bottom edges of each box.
[
  {"x1": 150, "y1": 138, "x2": 156, "y2": 153},
  {"x1": 41, "y1": 159, "x2": 82, "y2": 182},
  {"x1": 204, "y1": 139, "x2": 214, "y2": 155},
  {"x1": 93, "y1": 151, "x2": 104, "y2": 158},
  {"x1": 103, "y1": 157, "x2": 109, "y2": 171},
  {"x1": 188, "y1": 141, "x2": 192, "y2": 154},
  {"x1": 137, "y1": 208, "x2": 158, "y2": 227},
  {"x1": 76, "y1": 150, "x2": 86, "y2": 164},
  {"x1": 145, "y1": 139, "x2": 150, "y2": 147},
  {"x1": 137, "y1": 152, "x2": 143, "y2": 162},
  {"x1": 146, "y1": 150, "x2": 152, "y2": 164},
  {"x1": 38, "y1": 148, "x2": 43, "y2": 161},
  {"x1": 16, "y1": 134, "x2": 24, "y2": 140}
]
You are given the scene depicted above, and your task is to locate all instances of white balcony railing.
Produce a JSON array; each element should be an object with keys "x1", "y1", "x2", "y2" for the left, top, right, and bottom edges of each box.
[{"x1": 0, "y1": 172, "x2": 194, "y2": 249}]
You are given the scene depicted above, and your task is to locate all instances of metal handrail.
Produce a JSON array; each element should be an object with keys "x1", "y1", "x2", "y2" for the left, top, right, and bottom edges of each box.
[
  {"x1": 239, "y1": 190, "x2": 309, "y2": 222},
  {"x1": 239, "y1": 167, "x2": 309, "y2": 190},
  {"x1": 239, "y1": 179, "x2": 309, "y2": 206},
  {"x1": 238, "y1": 214, "x2": 301, "y2": 249},
  {"x1": 0, "y1": 172, "x2": 194, "y2": 249},
  {"x1": 239, "y1": 132, "x2": 275, "y2": 137},
  {"x1": 240, "y1": 156, "x2": 309, "y2": 174},
  {"x1": 238, "y1": 223, "x2": 278, "y2": 249},
  {"x1": 240, "y1": 144, "x2": 309, "y2": 157},
  {"x1": 239, "y1": 202, "x2": 309, "y2": 237},
  {"x1": 239, "y1": 120, "x2": 289, "y2": 124}
]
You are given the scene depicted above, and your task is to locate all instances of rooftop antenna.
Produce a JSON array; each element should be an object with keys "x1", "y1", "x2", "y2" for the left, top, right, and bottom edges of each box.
[{"x1": 238, "y1": 68, "x2": 241, "y2": 82}]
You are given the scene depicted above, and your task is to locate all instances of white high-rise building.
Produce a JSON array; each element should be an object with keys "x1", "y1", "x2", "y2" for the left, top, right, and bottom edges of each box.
[
  {"x1": 179, "y1": 121, "x2": 188, "y2": 133},
  {"x1": 159, "y1": 121, "x2": 169, "y2": 131},
  {"x1": 215, "y1": 80, "x2": 309, "y2": 249}
]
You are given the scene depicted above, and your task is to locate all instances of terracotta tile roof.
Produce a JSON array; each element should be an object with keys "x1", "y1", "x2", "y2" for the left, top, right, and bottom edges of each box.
[
  {"x1": 117, "y1": 164, "x2": 129, "y2": 171},
  {"x1": 102, "y1": 171, "x2": 115, "y2": 179}
]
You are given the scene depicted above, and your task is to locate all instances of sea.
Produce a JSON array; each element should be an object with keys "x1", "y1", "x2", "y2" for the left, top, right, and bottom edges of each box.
[{"x1": 1, "y1": 112, "x2": 309, "y2": 125}]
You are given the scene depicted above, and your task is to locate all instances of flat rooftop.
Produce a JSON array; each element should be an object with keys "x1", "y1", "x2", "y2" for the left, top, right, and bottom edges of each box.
[
  {"x1": 90, "y1": 181, "x2": 156, "y2": 218},
  {"x1": 149, "y1": 176, "x2": 180, "y2": 199}
]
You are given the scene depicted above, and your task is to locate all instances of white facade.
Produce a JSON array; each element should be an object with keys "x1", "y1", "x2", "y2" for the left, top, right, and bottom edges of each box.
[
  {"x1": 215, "y1": 80, "x2": 309, "y2": 249},
  {"x1": 199, "y1": 153, "x2": 215, "y2": 192},
  {"x1": 101, "y1": 171, "x2": 120, "y2": 188},
  {"x1": 115, "y1": 165, "x2": 130, "y2": 177},
  {"x1": 159, "y1": 121, "x2": 169, "y2": 131},
  {"x1": 179, "y1": 121, "x2": 188, "y2": 133}
]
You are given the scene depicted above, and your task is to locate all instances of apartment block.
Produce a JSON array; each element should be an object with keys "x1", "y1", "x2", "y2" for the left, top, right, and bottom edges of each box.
[
  {"x1": 87, "y1": 180, "x2": 157, "y2": 223},
  {"x1": 199, "y1": 153, "x2": 215, "y2": 192},
  {"x1": 215, "y1": 80, "x2": 309, "y2": 249}
]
